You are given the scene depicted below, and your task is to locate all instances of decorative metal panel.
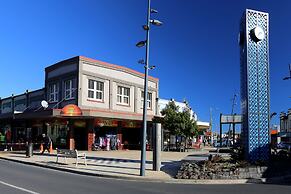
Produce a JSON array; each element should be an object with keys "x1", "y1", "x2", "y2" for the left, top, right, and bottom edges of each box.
[{"x1": 240, "y1": 9, "x2": 270, "y2": 162}]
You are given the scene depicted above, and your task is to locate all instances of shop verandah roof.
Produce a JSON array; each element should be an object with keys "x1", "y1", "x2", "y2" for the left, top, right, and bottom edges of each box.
[{"x1": 1, "y1": 108, "x2": 155, "y2": 121}]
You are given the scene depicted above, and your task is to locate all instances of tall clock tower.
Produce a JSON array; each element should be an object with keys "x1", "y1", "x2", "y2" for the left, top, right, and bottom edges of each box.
[{"x1": 239, "y1": 9, "x2": 270, "y2": 162}]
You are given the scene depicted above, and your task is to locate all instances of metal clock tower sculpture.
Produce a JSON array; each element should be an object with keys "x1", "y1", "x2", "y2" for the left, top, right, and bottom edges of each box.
[{"x1": 239, "y1": 9, "x2": 270, "y2": 162}]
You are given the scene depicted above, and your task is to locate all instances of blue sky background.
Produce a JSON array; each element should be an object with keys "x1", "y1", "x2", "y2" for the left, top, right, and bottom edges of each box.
[{"x1": 0, "y1": 0, "x2": 290, "y2": 132}]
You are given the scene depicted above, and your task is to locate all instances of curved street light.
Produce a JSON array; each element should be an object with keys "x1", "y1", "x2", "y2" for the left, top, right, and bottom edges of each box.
[
  {"x1": 136, "y1": 40, "x2": 147, "y2": 48},
  {"x1": 283, "y1": 64, "x2": 291, "y2": 80},
  {"x1": 136, "y1": 0, "x2": 162, "y2": 176},
  {"x1": 150, "y1": 19, "x2": 163, "y2": 26},
  {"x1": 270, "y1": 112, "x2": 277, "y2": 119}
]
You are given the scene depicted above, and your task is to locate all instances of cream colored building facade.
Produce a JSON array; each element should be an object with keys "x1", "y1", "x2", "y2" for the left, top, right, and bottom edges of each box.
[{"x1": 0, "y1": 56, "x2": 159, "y2": 151}]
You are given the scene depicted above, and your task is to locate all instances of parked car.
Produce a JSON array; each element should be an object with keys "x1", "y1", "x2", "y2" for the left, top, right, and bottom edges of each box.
[
  {"x1": 277, "y1": 142, "x2": 285, "y2": 149},
  {"x1": 214, "y1": 140, "x2": 227, "y2": 147},
  {"x1": 213, "y1": 139, "x2": 235, "y2": 147},
  {"x1": 277, "y1": 142, "x2": 291, "y2": 150}
]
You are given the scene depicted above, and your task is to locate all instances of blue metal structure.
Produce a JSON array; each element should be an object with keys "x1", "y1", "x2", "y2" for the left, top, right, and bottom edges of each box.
[{"x1": 239, "y1": 9, "x2": 270, "y2": 162}]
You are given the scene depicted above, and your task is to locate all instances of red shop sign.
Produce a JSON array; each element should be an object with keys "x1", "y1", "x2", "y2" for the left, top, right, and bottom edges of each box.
[
  {"x1": 122, "y1": 121, "x2": 141, "y2": 128},
  {"x1": 95, "y1": 119, "x2": 118, "y2": 127},
  {"x1": 61, "y1": 104, "x2": 82, "y2": 116}
]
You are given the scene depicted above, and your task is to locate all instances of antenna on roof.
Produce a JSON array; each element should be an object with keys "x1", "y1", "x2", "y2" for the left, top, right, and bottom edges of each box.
[{"x1": 41, "y1": 100, "x2": 49, "y2": 109}]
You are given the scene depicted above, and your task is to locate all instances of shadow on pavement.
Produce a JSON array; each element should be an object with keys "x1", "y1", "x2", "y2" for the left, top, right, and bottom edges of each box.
[
  {"x1": 3, "y1": 151, "x2": 184, "y2": 178},
  {"x1": 6, "y1": 155, "x2": 28, "y2": 159},
  {"x1": 160, "y1": 161, "x2": 182, "y2": 178},
  {"x1": 39, "y1": 160, "x2": 139, "y2": 176},
  {"x1": 86, "y1": 156, "x2": 153, "y2": 164},
  {"x1": 86, "y1": 163, "x2": 140, "y2": 170}
]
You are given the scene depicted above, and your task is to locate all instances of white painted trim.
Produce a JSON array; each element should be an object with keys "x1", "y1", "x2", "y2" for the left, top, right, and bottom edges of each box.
[{"x1": 0, "y1": 180, "x2": 40, "y2": 194}]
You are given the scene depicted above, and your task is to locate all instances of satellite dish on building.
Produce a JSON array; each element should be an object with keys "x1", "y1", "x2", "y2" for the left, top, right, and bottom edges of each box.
[{"x1": 41, "y1": 100, "x2": 49, "y2": 109}]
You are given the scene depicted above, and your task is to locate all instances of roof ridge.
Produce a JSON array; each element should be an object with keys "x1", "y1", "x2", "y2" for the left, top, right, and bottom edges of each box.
[{"x1": 79, "y1": 56, "x2": 159, "y2": 82}]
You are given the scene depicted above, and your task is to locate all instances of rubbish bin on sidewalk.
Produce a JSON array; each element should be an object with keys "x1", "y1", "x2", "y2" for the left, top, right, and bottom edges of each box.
[{"x1": 26, "y1": 143, "x2": 33, "y2": 157}]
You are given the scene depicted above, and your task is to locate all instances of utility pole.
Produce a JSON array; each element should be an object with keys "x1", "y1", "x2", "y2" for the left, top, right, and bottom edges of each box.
[
  {"x1": 227, "y1": 94, "x2": 237, "y2": 147},
  {"x1": 209, "y1": 108, "x2": 213, "y2": 145}
]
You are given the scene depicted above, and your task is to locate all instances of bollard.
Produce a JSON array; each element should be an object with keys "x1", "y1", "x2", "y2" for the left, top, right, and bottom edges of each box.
[
  {"x1": 49, "y1": 143, "x2": 53, "y2": 154},
  {"x1": 153, "y1": 123, "x2": 161, "y2": 171},
  {"x1": 26, "y1": 143, "x2": 33, "y2": 157},
  {"x1": 40, "y1": 143, "x2": 43, "y2": 153}
]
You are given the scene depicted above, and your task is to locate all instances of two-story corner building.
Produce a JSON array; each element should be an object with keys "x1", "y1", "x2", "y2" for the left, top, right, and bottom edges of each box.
[{"x1": 0, "y1": 56, "x2": 159, "y2": 151}]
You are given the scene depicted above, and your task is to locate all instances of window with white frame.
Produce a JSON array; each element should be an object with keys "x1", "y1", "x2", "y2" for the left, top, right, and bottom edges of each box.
[
  {"x1": 88, "y1": 79, "x2": 104, "y2": 101},
  {"x1": 141, "y1": 91, "x2": 152, "y2": 109},
  {"x1": 117, "y1": 86, "x2": 130, "y2": 105},
  {"x1": 64, "y1": 79, "x2": 74, "y2": 100},
  {"x1": 48, "y1": 83, "x2": 59, "y2": 102}
]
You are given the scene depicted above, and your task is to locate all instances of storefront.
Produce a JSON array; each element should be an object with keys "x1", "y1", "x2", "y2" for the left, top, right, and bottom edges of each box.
[
  {"x1": 93, "y1": 119, "x2": 143, "y2": 150},
  {"x1": 0, "y1": 123, "x2": 12, "y2": 150},
  {"x1": 46, "y1": 119, "x2": 68, "y2": 149},
  {"x1": 0, "y1": 104, "x2": 154, "y2": 151},
  {"x1": 54, "y1": 104, "x2": 149, "y2": 151}
]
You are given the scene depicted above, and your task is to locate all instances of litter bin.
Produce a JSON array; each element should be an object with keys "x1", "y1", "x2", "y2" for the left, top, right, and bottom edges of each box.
[{"x1": 26, "y1": 143, "x2": 33, "y2": 157}]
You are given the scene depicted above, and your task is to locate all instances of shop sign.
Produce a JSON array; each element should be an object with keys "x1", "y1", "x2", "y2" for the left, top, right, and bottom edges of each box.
[
  {"x1": 53, "y1": 119, "x2": 68, "y2": 126},
  {"x1": 61, "y1": 104, "x2": 82, "y2": 116},
  {"x1": 122, "y1": 121, "x2": 141, "y2": 128},
  {"x1": 205, "y1": 131, "x2": 212, "y2": 136},
  {"x1": 95, "y1": 119, "x2": 118, "y2": 127},
  {"x1": 74, "y1": 121, "x2": 86, "y2": 128},
  {"x1": 198, "y1": 128, "x2": 206, "y2": 132},
  {"x1": 32, "y1": 121, "x2": 42, "y2": 127},
  {"x1": 270, "y1": 130, "x2": 277, "y2": 135},
  {"x1": 220, "y1": 115, "x2": 242, "y2": 124}
]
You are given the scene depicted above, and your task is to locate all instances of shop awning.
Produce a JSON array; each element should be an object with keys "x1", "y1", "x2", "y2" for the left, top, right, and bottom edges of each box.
[{"x1": 10, "y1": 108, "x2": 155, "y2": 121}]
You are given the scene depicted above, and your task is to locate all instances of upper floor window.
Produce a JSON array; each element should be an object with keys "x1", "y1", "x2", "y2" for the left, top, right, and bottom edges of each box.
[
  {"x1": 2, "y1": 102, "x2": 11, "y2": 110},
  {"x1": 88, "y1": 79, "x2": 104, "y2": 101},
  {"x1": 141, "y1": 91, "x2": 152, "y2": 109},
  {"x1": 64, "y1": 80, "x2": 74, "y2": 100},
  {"x1": 48, "y1": 83, "x2": 59, "y2": 102},
  {"x1": 117, "y1": 86, "x2": 130, "y2": 105}
]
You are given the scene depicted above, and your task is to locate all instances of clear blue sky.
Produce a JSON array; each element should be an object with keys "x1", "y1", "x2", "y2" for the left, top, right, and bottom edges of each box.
[{"x1": 0, "y1": 0, "x2": 290, "y2": 132}]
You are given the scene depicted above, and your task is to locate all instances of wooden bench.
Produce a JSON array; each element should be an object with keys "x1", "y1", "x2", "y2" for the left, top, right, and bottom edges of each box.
[{"x1": 56, "y1": 148, "x2": 87, "y2": 167}]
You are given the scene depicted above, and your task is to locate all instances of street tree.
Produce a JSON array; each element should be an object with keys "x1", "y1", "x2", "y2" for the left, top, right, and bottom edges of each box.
[{"x1": 160, "y1": 100, "x2": 198, "y2": 149}]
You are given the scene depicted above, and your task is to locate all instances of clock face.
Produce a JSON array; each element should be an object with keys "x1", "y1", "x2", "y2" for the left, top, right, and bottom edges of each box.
[
  {"x1": 254, "y1": 27, "x2": 265, "y2": 40},
  {"x1": 251, "y1": 26, "x2": 265, "y2": 42}
]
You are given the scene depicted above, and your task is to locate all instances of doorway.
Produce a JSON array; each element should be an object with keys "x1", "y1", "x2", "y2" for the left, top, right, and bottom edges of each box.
[{"x1": 74, "y1": 127, "x2": 87, "y2": 150}]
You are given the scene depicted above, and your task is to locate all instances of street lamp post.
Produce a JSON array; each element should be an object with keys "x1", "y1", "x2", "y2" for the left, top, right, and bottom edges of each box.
[{"x1": 136, "y1": 0, "x2": 162, "y2": 176}]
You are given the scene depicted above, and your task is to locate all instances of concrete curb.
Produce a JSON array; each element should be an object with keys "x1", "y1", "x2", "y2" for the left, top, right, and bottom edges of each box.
[
  {"x1": 0, "y1": 155, "x2": 289, "y2": 185},
  {"x1": 0, "y1": 156, "x2": 150, "y2": 181},
  {"x1": 262, "y1": 175, "x2": 291, "y2": 184}
]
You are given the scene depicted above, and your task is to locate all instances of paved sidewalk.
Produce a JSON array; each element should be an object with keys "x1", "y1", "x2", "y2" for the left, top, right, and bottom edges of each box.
[
  {"x1": 2, "y1": 150, "x2": 283, "y2": 184},
  {"x1": 0, "y1": 150, "x2": 207, "y2": 181}
]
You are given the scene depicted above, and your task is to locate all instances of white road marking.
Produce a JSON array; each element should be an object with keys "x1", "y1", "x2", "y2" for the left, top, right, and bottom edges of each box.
[{"x1": 0, "y1": 180, "x2": 40, "y2": 194}]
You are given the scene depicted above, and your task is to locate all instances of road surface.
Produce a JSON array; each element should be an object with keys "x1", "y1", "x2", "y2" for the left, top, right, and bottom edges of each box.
[{"x1": 0, "y1": 159, "x2": 290, "y2": 194}]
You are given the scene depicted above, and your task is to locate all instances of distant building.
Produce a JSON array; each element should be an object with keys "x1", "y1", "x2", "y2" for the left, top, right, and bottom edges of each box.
[
  {"x1": 158, "y1": 98, "x2": 209, "y2": 149},
  {"x1": 278, "y1": 109, "x2": 291, "y2": 144},
  {"x1": 270, "y1": 124, "x2": 280, "y2": 147},
  {"x1": 158, "y1": 98, "x2": 197, "y2": 120}
]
